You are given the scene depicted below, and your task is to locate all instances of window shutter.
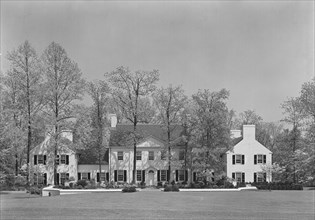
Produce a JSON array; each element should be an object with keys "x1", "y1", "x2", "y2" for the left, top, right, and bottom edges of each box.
[
  {"x1": 97, "y1": 173, "x2": 100, "y2": 182},
  {"x1": 175, "y1": 170, "x2": 178, "y2": 182},
  {"x1": 142, "y1": 170, "x2": 145, "y2": 182},
  {"x1": 263, "y1": 173, "x2": 267, "y2": 182},
  {"x1": 263, "y1": 155, "x2": 266, "y2": 164},
  {"x1": 44, "y1": 173, "x2": 47, "y2": 185},
  {"x1": 104, "y1": 149, "x2": 109, "y2": 162},
  {"x1": 232, "y1": 173, "x2": 235, "y2": 180},
  {"x1": 254, "y1": 173, "x2": 257, "y2": 182},
  {"x1": 242, "y1": 173, "x2": 245, "y2": 183},
  {"x1": 34, "y1": 155, "x2": 37, "y2": 165},
  {"x1": 254, "y1": 155, "x2": 257, "y2": 164},
  {"x1": 56, "y1": 155, "x2": 59, "y2": 165},
  {"x1": 78, "y1": 173, "x2": 81, "y2": 180},
  {"x1": 44, "y1": 155, "x2": 47, "y2": 165},
  {"x1": 193, "y1": 172, "x2": 196, "y2": 182},
  {"x1": 232, "y1": 155, "x2": 235, "y2": 164},
  {"x1": 167, "y1": 170, "x2": 170, "y2": 181},
  {"x1": 56, "y1": 173, "x2": 60, "y2": 185},
  {"x1": 157, "y1": 170, "x2": 160, "y2": 181},
  {"x1": 66, "y1": 173, "x2": 69, "y2": 180},
  {"x1": 242, "y1": 155, "x2": 245, "y2": 164},
  {"x1": 123, "y1": 170, "x2": 127, "y2": 182},
  {"x1": 88, "y1": 173, "x2": 91, "y2": 180},
  {"x1": 66, "y1": 155, "x2": 69, "y2": 165},
  {"x1": 106, "y1": 172, "x2": 109, "y2": 181},
  {"x1": 185, "y1": 170, "x2": 188, "y2": 182},
  {"x1": 114, "y1": 170, "x2": 117, "y2": 182}
]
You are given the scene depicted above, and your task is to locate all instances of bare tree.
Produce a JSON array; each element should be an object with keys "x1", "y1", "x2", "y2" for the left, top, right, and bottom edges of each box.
[
  {"x1": 105, "y1": 66, "x2": 159, "y2": 183},
  {"x1": 153, "y1": 85, "x2": 187, "y2": 181},
  {"x1": 42, "y1": 42, "x2": 85, "y2": 185}
]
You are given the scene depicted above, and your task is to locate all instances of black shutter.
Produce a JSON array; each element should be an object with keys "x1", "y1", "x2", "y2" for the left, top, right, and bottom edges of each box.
[
  {"x1": 56, "y1": 155, "x2": 59, "y2": 165},
  {"x1": 232, "y1": 173, "x2": 235, "y2": 180},
  {"x1": 34, "y1": 155, "x2": 37, "y2": 165},
  {"x1": 167, "y1": 170, "x2": 170, "y2": 181},
  {"x1": 254, "y1": 173, "x2": 257, "y2": 182},
  {"x1": 232, "y1": 155, "x2": 235, "y2": 164},
  {"x1": 176, "y1": 170, "x2": 178, "y2": 181},
  {"x1": 114, "y1": 170, "x2": 117, "y2": 182},
  {"x1": 78, "y1": 173, "x2": 81, "y2": 180},
  {"x1": 97, "y1": 173, "x2": 100, "y2": 182},
  {"x1": 185, "y1": 170, "x2": 188, "y2": 182},
  {"x1": 254, "y1": 155, "x2": 257, "y2": 164},
  {"x1": 263, "y1": 155, "x2": 266, "y2": 164},
  {"x1": 44, "y1": 173, "x2": 47, "y2": 185},
  {"x1": 66, "y1": 173, "x2": 69, "y2": 181},
  {"x1": 242, "y1": 173, "x2": 245, "y2": 183},
  {"x1": 66, "y1": 155, "x2": 69, "y2": 165},
  {"x1": 193, "y1": 172, "x2": 196, "y2": 182},
  {"x1": 56, "y1": 173, "x2": 60, "y2": 185},
  {"x1": 242, "y1": 155, "x2": 245, "y2": 164},
  {"x1": 104, "y1": 149, "x2": 109, "y2": 162},
  {"x1": 44, "y1": 155, "x2": 47, "y2": 165},
  {"x1": 157, "y1": 170, "x2": 160, "y2": 181},
  {"x1": 106, "y1": 172, "x2": 109, "y2": 181},
  {"x1": 142, "y1": 170, "x2": 145, "y2": 182},
  {"x1": 88, "y1": 173, "x2": 91, "y2": 180},
  {"x1": 263, "y1": 173, "x2": 267, "y2": 182},
  {"x1": 123, "y1": 170, "x2": 127, "y2": 182}
]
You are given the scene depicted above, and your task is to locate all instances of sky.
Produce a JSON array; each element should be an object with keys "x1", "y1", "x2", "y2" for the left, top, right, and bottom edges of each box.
[{"x1": 1, "y1": 0, "x2": 314, "y2": 122}]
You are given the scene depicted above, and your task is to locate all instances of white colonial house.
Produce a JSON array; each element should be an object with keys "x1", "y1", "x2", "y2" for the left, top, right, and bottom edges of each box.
[
  {"x1": 30, "y1": 114, "x2": 272, "y2": 186},
  {"x1": 226, "y1": 125, "x2": 273, "y2": 183}
]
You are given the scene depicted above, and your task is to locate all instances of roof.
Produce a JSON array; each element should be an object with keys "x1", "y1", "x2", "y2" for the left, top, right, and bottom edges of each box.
[
  {"x1": 77, "y1": 148, "x2": 109, "y2": 165},
  {"x1": 109, "y1": 124, "x2": 186, "y2": 147}
]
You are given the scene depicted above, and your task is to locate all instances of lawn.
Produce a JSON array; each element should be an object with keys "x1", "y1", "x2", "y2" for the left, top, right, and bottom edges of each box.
[{"x1": 1, "y1": 190, "x2": 314, "y2": 220}]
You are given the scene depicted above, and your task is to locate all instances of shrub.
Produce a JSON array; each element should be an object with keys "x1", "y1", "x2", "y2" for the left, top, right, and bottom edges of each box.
[
  {"x1": 122, "y1": 186, "x2": 137, "y2": 193},
  {"x1": 164, "y1": 185, "x2": 179, "y2": 192},
  {"x1": 28, "y1": 186, "x2": 42, "y2": 195},
  {"x1": 251, "y1": 182, "x2": 303, "y2": 190},
  {"x1": 76, "y1": 185, "x2": 83, "y2": 189},
  {"x1": 77, "y1": 180, "x2": 88, "y2": 188}
]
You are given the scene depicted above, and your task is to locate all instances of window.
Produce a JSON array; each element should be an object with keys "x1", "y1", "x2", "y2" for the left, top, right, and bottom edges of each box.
[
  {"x1": 60, "y1": 173, "x2": 69, "y2": 185},
  {"x1": 254, "y1": 154, "x2": 266, "y2": 164},
  {"x1": 232, "y1": 154, "x2": 245, "y2": 164},
  {"x1": 161, "y1": 151, "x2": 166, "y2": 160},
  {"x1": 160, "y1": 170, "x2": 167, "y2": 181},
  {"x1": 178, "y1": 170, "x2": 185, "y2": 181},
  {"x1": 55, "y1": 155, "x2": 60, "y2": 165},
  {"x1": 61, "y1": 155, "x2": 68, "y2": 164},
  {"x1": 137, "y1": 170, "x2": 142, "y2": 181},
  {"x1": 179, "y1": 150, "x2": 185, "y2": 160},
  {"x1": 118, "y1": 151, "x2": 123, "y2": 160},
  {"x1": 98, "y1": 173, "x2": 106, "y2": 182},
  {"x1": 149, "y1": 151, "x2": 154, "y2": 160},
  {"x1": 81, "y1": 172, "x2": 89, "y2": 180},
  {"x1": 118, "y1": 170, "x2": 124, "y2": 181},
  {"x1": 232, "y1": 172, "x2": 245, "y2": 183},
  {"x1": 254, "y1": 172, "x2": 266, "y2": 182},
  {"x1": 33, "y1": 173, "x2": 46, "y2": 185},
  {"x1": 136, "y1": 151, "x2": 142, "y2": 160},
  {"x1": 37, "y1": 154, "x2": 45, "y2": 164}
]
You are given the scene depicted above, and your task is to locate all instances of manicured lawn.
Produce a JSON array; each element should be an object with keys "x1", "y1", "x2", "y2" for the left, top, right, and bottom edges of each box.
[{"x1": 1, "y1": 190, "x2": 314, "y2": 219}]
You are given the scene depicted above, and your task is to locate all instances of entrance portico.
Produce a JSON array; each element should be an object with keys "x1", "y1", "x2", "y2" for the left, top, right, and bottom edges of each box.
[{"x1": 145, "y1": 167, "x2": 157, "y2": 186}]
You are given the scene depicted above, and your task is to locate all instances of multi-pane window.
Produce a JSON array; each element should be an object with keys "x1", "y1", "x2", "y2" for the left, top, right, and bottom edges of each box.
[
  {"x1": 61, "y1": 155, "x2": 66, "y2": 164},
  {"x1": 149, "y1": 151, "x2": 154, "y2": 160},
  {"x1": 160, "y1": 170, "x2": 167, "y2": 181},
  {"x1": 161, "y1": 151, "x2": 166, "y2": 160},
  {"x1": 99, "y1": 173, "x2": 106, "y2": 182},
  {"x1": 136, "y1": 151, "x2": 142, "y2": 160},
  {"x1": 232, "y1": 172, "x2": 245, "y2": 183},
  {"x1": 254, "y1": 172, "x2": 266, "y2": 182},
  {"x1": 33, "y1": 173, "x2": 45, "y2": 185},
  {"x1": 81, "y1": 172, "x2": 89, "y2": 180},
  {"x1": 137, "y1": 170, "x2": 142, "y2": 181},
  {"x1": 232, "y1": 154, "x2": 245, "y2": 164},
  {"x1": 178, "y1": 170, "x2": 185, "y2": 181},
  {"x1": 179, "y1": 150, "x2": 185, "y2": 160},
  {"x1": 118, "y1": 170, "x2": 124, "y2": 181},
  {"x1": 254, "y1": 154, "x2": 266, "y2": 164},
  {"x1": 37, "y1": 155, "x2": 44, "y2": 164},
  {"x1": 60, "y1": 173, "x2": 69, "y2": 185},
  {"x1": 118, "y1": 151, "x2": 123, "y2": 160}
]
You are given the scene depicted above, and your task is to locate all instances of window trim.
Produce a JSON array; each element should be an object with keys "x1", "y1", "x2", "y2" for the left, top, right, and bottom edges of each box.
[
  {"x1": 148, "y1": 151, "x2": 154, "y2": 160},
  {"x1": 117, "y1": 151, "x2": 123, "y2": 161},
  {"x1": 117, "y1": 170, "x2": 124, "y2": 182},
  {"x1": 136, "y1": 151, "x2": 142, "y2": 160}
]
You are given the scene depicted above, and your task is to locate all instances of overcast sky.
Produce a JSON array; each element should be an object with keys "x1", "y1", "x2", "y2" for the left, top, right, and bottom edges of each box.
[{"x1": 1, "y1": 1, "x2": 314, "y2": 122}]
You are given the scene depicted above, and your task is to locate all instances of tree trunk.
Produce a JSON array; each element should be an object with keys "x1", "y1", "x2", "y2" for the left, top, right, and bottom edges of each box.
[{"x1": 132, "y1": 120, "x2": 137, "y2": 184}]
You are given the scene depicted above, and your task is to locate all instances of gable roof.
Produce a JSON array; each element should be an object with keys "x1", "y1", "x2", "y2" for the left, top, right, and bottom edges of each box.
[{"x1": 109, "y1": 124, "x2": 185, "y2": 147}]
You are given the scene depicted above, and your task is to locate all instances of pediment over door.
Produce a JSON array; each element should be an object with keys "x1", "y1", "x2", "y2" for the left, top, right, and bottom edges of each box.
[{"x1": 137, "y1": 136, "x2": 165, "y2": 148}]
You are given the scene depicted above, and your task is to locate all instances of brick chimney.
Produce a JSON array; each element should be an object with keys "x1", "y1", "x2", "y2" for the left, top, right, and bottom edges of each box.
[{"x1": 243, "y1": 125, "x2": 256, "y2": 140}]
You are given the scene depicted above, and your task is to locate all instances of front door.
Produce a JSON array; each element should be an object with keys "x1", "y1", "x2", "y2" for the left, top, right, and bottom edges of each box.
[{"x1": 148, "y1": 170, "x2": 155, "y2": 186}]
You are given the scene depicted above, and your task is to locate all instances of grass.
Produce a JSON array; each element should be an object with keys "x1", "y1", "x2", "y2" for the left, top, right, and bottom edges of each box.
[{"x1": 1, "y1": 190, "x2": 314, "y2": 219}]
